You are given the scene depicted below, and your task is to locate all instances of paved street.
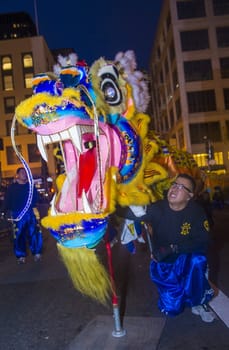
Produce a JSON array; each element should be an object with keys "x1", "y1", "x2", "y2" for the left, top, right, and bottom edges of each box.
[{"x1": 0, "y1": 204, "x2": 229, "y2": 349}]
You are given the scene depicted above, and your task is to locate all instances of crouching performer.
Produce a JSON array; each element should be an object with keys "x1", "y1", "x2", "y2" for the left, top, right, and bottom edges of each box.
[{"x1": 116, "y1": 173, "x2": 215, "y2": 322}]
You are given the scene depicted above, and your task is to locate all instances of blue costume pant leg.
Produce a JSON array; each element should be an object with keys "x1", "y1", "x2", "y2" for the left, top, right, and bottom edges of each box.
[
  {"x1": 150, "y1": 253, "x2": 214, "y2": 316},
  {"x1": 26, "y1": 211, "x2": 43, "y2": 255},
  {"x1": 183, "y1": 253, "x2": 214, "y2": 306},
  {"x1": 13, "y1": 218, "x2": 27, "y2": 258},
  {"x1": 13, "y1": 211, "x2": 43, "y2": 258}
]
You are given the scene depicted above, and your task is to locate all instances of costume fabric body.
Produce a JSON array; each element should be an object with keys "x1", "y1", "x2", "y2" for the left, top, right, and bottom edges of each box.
[
  {"x1": 4, "y1": 182, "x2": 43, "y2": 259},
  {"x1": 119, "y1": 199, "x2": 214, "y2": 315}
]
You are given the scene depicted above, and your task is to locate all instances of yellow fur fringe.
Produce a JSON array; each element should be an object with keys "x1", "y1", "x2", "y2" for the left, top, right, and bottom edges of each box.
[{"x1": 57, "y1": 244, "x2": 112, "y2": 305}]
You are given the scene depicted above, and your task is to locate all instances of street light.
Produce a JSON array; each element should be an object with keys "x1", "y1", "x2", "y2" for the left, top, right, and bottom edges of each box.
[{"x1": 33, "y1": 0, "x2": 39, "y2": 35}]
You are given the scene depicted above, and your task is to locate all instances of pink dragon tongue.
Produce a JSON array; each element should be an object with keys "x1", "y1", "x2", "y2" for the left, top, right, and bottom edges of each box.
[
  {"x1": 78, "y1": 148, "x2": 97, "y2": 197},
  {"x1": 56, "y1": 141, "x2": 78, "y2": 213}
]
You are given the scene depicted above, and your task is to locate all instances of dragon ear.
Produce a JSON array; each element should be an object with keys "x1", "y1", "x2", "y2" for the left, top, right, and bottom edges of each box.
[
  {"x1": 114, "y1": 50, "x2": 150, "y2": 113},
  {"x1": 53, "y1": 53, "x2": 88, "y2": 88},
  {"x1": 114, "y1": 50, "x2": 137, "y2": 72}
]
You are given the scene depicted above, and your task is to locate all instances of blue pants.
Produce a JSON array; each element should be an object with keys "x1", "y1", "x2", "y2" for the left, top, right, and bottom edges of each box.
[
  {"x1": 150, "y1": 253, "x2": 214, "y2": 316},
  {"x1": 12, "y1": 210, "x2": 43, "y2": 258}
]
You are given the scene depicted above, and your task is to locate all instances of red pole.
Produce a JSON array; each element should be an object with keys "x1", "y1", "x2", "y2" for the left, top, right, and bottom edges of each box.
[
  {"x1": 105, "y1": 241, "x2": 118, "y2": 305},
  {"x1": 105, "y1": 235, "x2": 126, "y2": 337}
]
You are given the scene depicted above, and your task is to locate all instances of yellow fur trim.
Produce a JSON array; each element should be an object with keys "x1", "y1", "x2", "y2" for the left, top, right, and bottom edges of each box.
[
  {"x1": 144, "y1": 161, "x2": 168, "y2": 186},
  {"x1": 41, "y1": 211, "x2": 109, "y2": 230},
  {"x1": 117, "y1": 158, "x2": 153, "y2": 206},
  {"x1": 15, "y1": 88, "x2": 93, "y2": 126},
  {"x1": 57, "y1": 244, "x2": 112, "y2": 305},
  {"x1": 16, "y1": 94, "x2": 66, "y2": 120},
  {"x1": 123, "y1": 85, "x2": 135, "y2": 119},
  {"x1": 131, "y1": 112, "x2": 150, "y2": 138},
  {"x1": 103, "y1": 166, "x2": 118, "y2": 213}
]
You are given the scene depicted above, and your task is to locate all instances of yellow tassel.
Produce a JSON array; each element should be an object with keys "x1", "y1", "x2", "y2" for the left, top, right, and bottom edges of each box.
[{"x1": 57, "y1": 244, "x2": 112, "y2": 305}]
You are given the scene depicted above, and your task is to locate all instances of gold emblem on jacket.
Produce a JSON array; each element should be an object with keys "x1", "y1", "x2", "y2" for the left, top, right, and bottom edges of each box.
[{"x1": 180, "y1": 222, "x2": 191, "y2": 235}]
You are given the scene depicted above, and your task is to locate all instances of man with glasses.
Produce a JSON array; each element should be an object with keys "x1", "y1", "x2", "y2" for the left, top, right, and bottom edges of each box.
[{"x1": 117, "y1": 173, "x2": 215, "y2": 322}]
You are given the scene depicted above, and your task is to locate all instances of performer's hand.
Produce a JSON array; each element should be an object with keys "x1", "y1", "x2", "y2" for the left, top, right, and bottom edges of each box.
[
  {"x1": 129, "y1": 205, "x2": 146, "y2": 217},
  {"x1": 150, "y1": 253, "x2": 158, "y2": 262},
  {"x1": 153, "y1": 245, "x2": 178, "y2": 262}
]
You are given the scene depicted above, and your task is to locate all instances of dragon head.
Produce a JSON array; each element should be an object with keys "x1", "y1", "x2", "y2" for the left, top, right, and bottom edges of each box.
[
  {"x1": 14, "y1": 51, "x2": 168, "y2": 303},
  {"x1": 15, "y1": 51, "x2": 165, "y2": 248}
]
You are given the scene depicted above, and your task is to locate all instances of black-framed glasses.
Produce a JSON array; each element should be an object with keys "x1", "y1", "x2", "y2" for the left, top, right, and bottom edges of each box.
[{"x1": 171, "y1": 182, "x2": 192, "y2": 193}]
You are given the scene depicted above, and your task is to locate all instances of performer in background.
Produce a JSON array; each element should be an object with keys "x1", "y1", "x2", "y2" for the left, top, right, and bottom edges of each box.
[
  {"x1": 116, "y1": 173, "x2": 216, "y2": 323},
  {"x1": 4, "y1": 167, "x2": 43, "y2": 264}
]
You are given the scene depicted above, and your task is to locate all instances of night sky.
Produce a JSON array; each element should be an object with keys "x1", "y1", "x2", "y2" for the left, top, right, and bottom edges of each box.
[{"x1": 0, "y1": 1, "x2": 163, "y2": 70}]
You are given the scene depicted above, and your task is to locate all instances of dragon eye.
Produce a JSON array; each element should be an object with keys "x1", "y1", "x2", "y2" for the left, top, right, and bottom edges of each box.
[
  {"x1": 98, "y1": 65, "x2": 122, "y2": 106},
  {"x1": 100, "y1": 75, "x2": 122, "y2": 105},
  {"x1": 103, "y1": 82, "x2": 117, "y2": 99}
]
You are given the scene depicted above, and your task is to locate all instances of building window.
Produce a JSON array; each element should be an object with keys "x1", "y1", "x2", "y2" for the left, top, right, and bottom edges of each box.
[
  {"x1": 157, "y1": 47, "x2": 161, "y2": 59},
  {"x1": 3, "y1": 75, "x2": 14, "y2": 91},
  {"x1": 1, "y1": 55, "x2": 14, "y2": 90},
  {"x1": 223, "y1": 88, "x2": 229, "y2": 109},
  {"x1": 1, "y1": 56, "x2": 12, "y2": 70},
  {"x1": 220, "y1": 57, "x2": 229, "y2": 78},
  {"x1": 178, "y1": 128, "x2": 184, "y2": 148},
  {"x1": 216, "y1": 27, "x2": 229, "y2": 48},
  {"x1": 193, "y1": 154, "x2": 207, "y2": 168},
  {"x1": 173, "y1": 69, "x2": 179, "y2": 89},
  {"x1": 22, "y1": 52, "x2": 34, "y2": 89},
  {"x1": 184, "y1": 59, "x2": 213, "y2": 82},
  {"x1": 187, "y1": 90, "x2": 216, "y2": 113},
  {"x1": 169, "y1": 109, "x2": 174, "y2": 127},
  {"x1": 225, "y1": 120, "x2": 229, "y2": 139},
  {"x1": 24, "y1": 73, "x2": 33, "y2": 88},
  {"x1": 6, "y1": 145, "x2": 22, "y2": 165},
  {"x1": 28, "y1": 144, "x2": 41, "y2": 163},
  {"x1": 214, "y1": 152, "x2": 224, "y2": 165},
  {"x1": 4, "y1": 96, "x2": 15, "y2": 114},
  {"x1": 164, "y1": 57, "x2": 169, "y2": 75},
  {"x1": 175, "y1": 98, "x2": 181, "y2": 120},
  {"x1": 213, "y1": 0, "x2": 229, "y2": 16},
  {"x1": 177, "y1": 0, "x2": 206, "y2": 19},
  {"x1": 189, "y1": 122, "x2": 221, "y2": 144},
  {"x1": 180, "y1": 29, "x2": 209, "y2": 51},
  {"x1": 6, "y1": 120, "x2": 18, "y2": 136},
  {"x1": 166, "y1": 12, "x2": 171, "y2": 31},
  {"x1": 166, "y1": 79, "x2": 172, "y2": 98},
  {"x1": 169, "y1": 41, "x2": 175, "y2": 62},
  {"x1": 22, "y1": 53, "x2": 33, "y2": 68},
  {"x1": 159, "y1": 70, "x2": 164, "y2": 84},
  {"x1": 193, "y1": 152, "x2": 223, "y2": 168}
]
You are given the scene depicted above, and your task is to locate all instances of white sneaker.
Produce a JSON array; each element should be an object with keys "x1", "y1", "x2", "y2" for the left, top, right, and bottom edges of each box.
[
  {"x1": 34, "y1": 254, "x2": 41, "y2": 262},
  {"x1": 192, "y1": 304, "x2": 216, "y2": 323},
  {"x1": 17, "y1": 257, "x2": 26, "y2": 264}
]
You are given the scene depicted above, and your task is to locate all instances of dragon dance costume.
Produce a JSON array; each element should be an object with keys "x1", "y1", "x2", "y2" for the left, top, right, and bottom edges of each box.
[
  {"x1": 12, "y1": 51, "x2": 206, "y2": 304},
  {"x1": 117, "y1": 199, "x2": 214, "y2": 315},
  {"x1": 4, "y1": 182, "x2": 43, "y2": 259}
]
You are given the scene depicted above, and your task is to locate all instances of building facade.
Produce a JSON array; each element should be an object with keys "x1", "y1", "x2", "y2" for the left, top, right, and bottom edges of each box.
[
  {"x1": 0, "y1": 13, "x2": 55, "y2": 180},
  {"x1": 150, "y1": 0, "x2": 229, "y2": 172}
]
